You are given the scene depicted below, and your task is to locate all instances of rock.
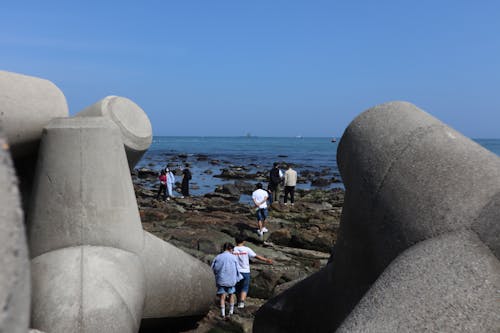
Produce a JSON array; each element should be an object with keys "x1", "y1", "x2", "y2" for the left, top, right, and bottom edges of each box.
[
  {"x1": 234, "y1": 180, "x2": 256, "y2": 194},
  {"x1": 311, "y1": 177, "x2": 330, "y2": 187},
  {"x1": 268, "y1": 229, "x2": 292, "y2": 246},
  {"x1": 250, "y1": 270, "x2": 282, "y2": 299},
  {"x1": 216, "y1": 183, "x2": 241, "y2": 196}
]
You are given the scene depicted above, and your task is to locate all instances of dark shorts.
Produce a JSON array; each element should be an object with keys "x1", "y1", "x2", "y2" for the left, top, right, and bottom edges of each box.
[
  {"x1": 256, "y1": 208, "x2": 268, "y2": 221},
  {"x1": 236, "y1": 272, "x2": 251, "y2": 293}
]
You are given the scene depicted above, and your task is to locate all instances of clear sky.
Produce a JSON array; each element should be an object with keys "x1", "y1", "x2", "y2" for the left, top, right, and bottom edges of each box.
[{"x1": 1, "y1": 1, "x2": 499, "y2": 137}]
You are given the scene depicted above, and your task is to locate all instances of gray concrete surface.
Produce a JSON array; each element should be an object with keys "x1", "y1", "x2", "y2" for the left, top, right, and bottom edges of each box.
[
  {"x1": 28, "y1": 117, "x2": 144, "y2": 258},
  {"x1": 140, "y1": 231, "x2": 215, "y2": 319},
  {"x1": 337, "y1": 230, "x2": 500, "y2": 332},
  {"x1": 0, "y1": 133, "x2": 30, "y2": 333},
  {"x1": 0, "y1": 70, "x2": 68, "y2": 159},
  {"x1": 31, "y1": 246, "x2": 145, "y2": 333},
  {"x1": 28, "y1": 116, "x2": 213, "y2": 332},
  {"x1": 254, "y1": 101, "x2": 500, "y2": 332},
  {"x1": 75, "y1": 96, "x2": 152, "y2": 169},
  {"x1": 0, "y1": 70, "x2": 69, "y2": 211}
]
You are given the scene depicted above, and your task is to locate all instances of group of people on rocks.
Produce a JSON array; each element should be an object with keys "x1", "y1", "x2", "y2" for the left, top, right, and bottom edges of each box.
[
  {"x1": 209, "y1": 162, "x2": 297, "y2": 320},
  {"x1": 155, "y1": 163, "x2": 192, "y2": 200},
  {"x1": 253, "y1": 162, "x2": 298, "y2": 236},
  {"x1": 211, "y1": 235, "x2": 273, "y2": 318}
]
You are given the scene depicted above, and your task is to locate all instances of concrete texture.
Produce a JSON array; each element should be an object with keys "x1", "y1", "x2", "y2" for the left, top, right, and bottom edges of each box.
[
  {"x1": 0, "y1": 70, "x2": 68, "y2": 159},
  {"x1": 28, "y1": 117, "x2": 144, "y2": 258},
  {"x1": 0, "y1": 133, "x2": 30, "y2": 333},
  {"x1": 337, "y1": 230, "x2": 500, "y2": 332},
  {"x1": 140, "y1": 231, "x2": 215, "y2": 319},
  {"x1": 75, "y1": 96, "x2": 152, "y2": 169},
  {"x1": 28, "y1": 117, "x2": 213, "y2": 332},
  {"x1": 254, "y1": 101, "x2": 500, "y2": 332},
  {"x1": 31, "y1": 246, "x2": 145, "y2": 333}
]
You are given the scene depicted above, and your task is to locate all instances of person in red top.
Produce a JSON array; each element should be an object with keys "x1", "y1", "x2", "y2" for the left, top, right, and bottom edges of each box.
[{"x1": 156, "y1": 169, "x2": 167, "y2": 201}]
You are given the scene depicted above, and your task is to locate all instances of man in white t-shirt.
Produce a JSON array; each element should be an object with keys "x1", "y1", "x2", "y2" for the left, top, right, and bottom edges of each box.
[
  {"x1": 252, "y1": 183, "x2": 269, "y2": 237},
  {"x1": 233, "y1": 235, "x2": 273, "y2": 308}
]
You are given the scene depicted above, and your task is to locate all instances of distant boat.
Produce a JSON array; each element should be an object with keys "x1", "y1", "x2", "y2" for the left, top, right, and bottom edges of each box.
[
  {"x1": 331, "y1": 137, "x2": 337, "y2": 143},
  {"x1": 296, "y1": 135, "x2": 303, "y2": 139}
]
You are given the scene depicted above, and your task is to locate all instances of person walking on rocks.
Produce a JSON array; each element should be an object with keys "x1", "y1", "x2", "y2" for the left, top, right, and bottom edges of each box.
[
  {"x1": 268, "y1": 162, "x2": 283, "y2": 203},
  {"x1": 211, "y1": 242, "x2": 242, "y2": 318},
  {"x1": 233, "y1": 236, "x2": 273, "y2": 308},
  {"x1": 156, "y1": 169, "x2": 167, "y2": 201},
  {"x1": 284, "y1": 164, "x2": 298, "y2": 205},
  {"x1": 181, "y1": 163, "x2": 192, "y2": 197},
  {"x1": 165, "y1": 167, "x2": 176, "y2": 200},
  {"x1": 252, "y1": 183, "x2": 269, "y2": 237}
]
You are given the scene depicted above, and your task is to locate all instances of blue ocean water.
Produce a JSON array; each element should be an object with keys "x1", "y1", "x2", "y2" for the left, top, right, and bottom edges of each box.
[{"x1": 136, "y1": 137, "x2": 500, "y2": 196}]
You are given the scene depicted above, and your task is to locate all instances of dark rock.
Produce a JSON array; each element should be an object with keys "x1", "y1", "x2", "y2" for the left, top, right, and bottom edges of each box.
[
  {"x1": 137, "y1": 168, "x2": 158, "y2": 179},
  {"x1": 214, "y1": 183, "x2": 241, "y2": 196},
  {"x1": 234, "y1": 180, "x2": 256, "y2": 194},
  {"x1": 311, "y1": 177, "x2": 330, "y2": 187}
]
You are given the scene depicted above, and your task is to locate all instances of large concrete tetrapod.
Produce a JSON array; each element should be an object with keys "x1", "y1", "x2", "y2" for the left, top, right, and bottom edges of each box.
[
  {"x1": 28, "y1": 117, "x2": 146, "y2": 333},
  {"x1": 254, "y1": 101, "x2": 500, "y2": 332},
  {"x1": 28, "y1": 117, "x2": 214, "y2": 332},
  {"x1": 0, "y1": 134, "x2": 30, "y2": 333},
  {"x1": 75, "y1": 96, "x2": 152, "y2": 170}
]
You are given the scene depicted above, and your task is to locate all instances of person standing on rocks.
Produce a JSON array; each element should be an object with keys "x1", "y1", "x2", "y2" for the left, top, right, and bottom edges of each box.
[
  {"x1": 211, "y1": 242, "x2": 242, "y2": 319},
  {"x1": 165, "y1": 167, "x2": 176, "y2": 200},
  {"x1": 233, "y1": 236, "x2": 273, "y2": 309},
  {"x1": 252, "y1": 183, "x2": 269, "y2": 237},
  {"x1": 156, "y1": 169, "x2": 167, "y2": 201},
  {"x1": 181, "y1": 163, "x2": 192, "y2": 197},
  {"x1": 284, "y1": 164, "x2": 298, "y2": 205},
  {"x1": 268, "y1": 162, "x2": 283, "y2": 203}
]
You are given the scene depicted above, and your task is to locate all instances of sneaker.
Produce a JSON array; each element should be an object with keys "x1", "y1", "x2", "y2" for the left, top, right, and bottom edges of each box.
[
  {"x1": 257, "y1": 229, "x2": 263, "y2": 236},
  {"x1": 238, "y1": 302, "x2": 245, "y2": 308},
  {"x1": 262, "y1": 227, "x2": 269, "y2": 233}
]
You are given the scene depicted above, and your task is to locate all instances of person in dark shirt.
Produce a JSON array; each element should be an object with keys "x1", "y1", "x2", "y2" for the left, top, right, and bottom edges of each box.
[
  {"x1": 268, "y1": 162, "x2": 282, "y2": 203},
  {"x1": 181, "y1": 163, "x2": 192, "y2": 197}
]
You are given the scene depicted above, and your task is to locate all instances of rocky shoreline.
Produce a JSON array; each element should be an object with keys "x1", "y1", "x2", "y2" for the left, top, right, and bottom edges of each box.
[{"x1": 133, "y1": 169, "x2": 344, "y2": 332}]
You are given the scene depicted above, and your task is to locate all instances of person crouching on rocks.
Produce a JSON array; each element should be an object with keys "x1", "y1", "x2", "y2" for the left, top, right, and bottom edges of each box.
[
  {"x1": 156, "y1": 169, "x2": 167, "y2": 201},
  {"x1": 233, "y1": 235, "x2": 273, "y2": 309},
  {"x1": 211, "y1": 242, "x2": 242, "y2": 319},
  {"x1": 252, "y1": 182, "x2": 269, "y2": 237}
]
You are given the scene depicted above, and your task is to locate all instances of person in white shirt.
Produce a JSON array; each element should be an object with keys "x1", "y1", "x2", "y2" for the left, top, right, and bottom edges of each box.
[
  {"x1": 252, "y1": 183, "x2": 269, "y2": 237},
  {"x1": 233, "y1": 235, "x2": 273, "y2": 308},
  {"x1": 284, "y1": 164, "x2": 298, "y2": 205}
]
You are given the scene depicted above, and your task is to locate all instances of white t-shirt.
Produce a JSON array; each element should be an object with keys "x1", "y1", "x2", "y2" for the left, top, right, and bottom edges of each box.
[
  {"x1": 233, "y1": 245, "x2": 257, "y2": 273},
  {"x1": 252, "y1": 188, "x2": 268, "y2": 209}
]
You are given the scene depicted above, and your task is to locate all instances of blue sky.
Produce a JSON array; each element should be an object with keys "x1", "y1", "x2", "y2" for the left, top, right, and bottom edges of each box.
[{"x1": 1, "y1": 1, "x2": 499, "y2": 137}]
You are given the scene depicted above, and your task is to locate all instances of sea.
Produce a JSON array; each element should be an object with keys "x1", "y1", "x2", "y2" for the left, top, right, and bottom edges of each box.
[{"x1": 136, "y1": 137, "x2": 500, "y2": 197}]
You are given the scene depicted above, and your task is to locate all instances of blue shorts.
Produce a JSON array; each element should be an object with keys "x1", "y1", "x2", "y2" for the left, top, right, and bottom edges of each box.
[
  {"x1": 216, "y1": 285, "x2": 236, "y2": 295},
  {"x1": 256, "y1": 208, "x2": 268, "y2": 221},
  {"x1": 236, "y1": 272, "x2": 251, "y2": 293}
]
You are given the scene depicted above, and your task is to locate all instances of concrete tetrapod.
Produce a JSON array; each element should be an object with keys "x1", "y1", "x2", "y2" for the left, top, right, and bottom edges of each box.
[
  {"x1": 75, "y1": 96, "x2": 152, "y2": 170},
  {"x1": 28, "y1": 117, "x2": 214, "y2": 333},
  {"x1": 0, "y1": 134, "x2": 30, "y2": 333},
  {"x1": 253, "y1": 101, "x2": 500, "y2": 332}
]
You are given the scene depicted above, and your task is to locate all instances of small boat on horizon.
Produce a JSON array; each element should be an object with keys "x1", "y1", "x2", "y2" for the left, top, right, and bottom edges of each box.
[{"x1": 331, "y1": 137, "x2": 337, "y2": 142}]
